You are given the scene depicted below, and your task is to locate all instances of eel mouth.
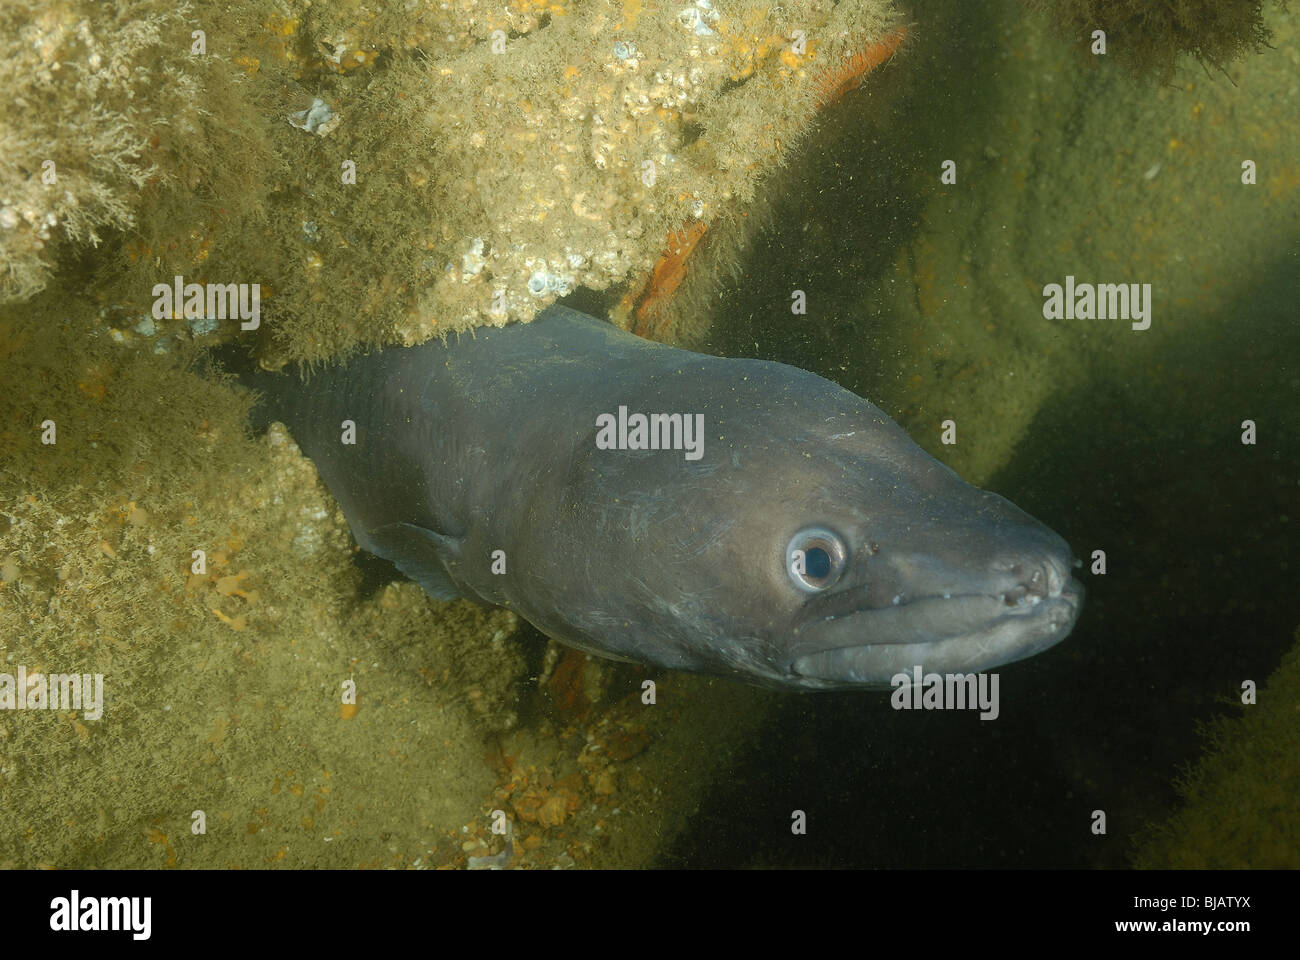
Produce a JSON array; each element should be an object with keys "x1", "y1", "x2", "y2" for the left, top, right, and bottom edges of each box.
[{"x1": 788, "y1": 564, "x2": 1084, "y2": 688}]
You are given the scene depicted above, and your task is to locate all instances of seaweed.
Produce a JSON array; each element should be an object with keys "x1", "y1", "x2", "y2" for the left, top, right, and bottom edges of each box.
[{"x1": 1025, "y1": 0, "x2": 1285, "y2": 81}]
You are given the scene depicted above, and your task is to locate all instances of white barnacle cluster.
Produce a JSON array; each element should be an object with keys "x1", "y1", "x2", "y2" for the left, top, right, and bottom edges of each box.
[
  {"x1": 0, "y1": 205, "x2": 60, "y2": 244},
  {"x1": 460, "y1": 237, "x2": 487, "y2": 279},
  {"x1": 677, "y1": 0, "x2": 720, "y2": 38},
  {"x1": 287, "y1": 97, "x2": 340, "y2": 137},
  {"x1": 524, "y1": 257, "x2": 575, "y2": 298},
  {"x1": 648, "y1": 65, "x2": 707, "y2": 112}
]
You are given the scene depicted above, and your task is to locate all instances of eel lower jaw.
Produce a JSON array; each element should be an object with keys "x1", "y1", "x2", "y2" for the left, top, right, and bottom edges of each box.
[{"x1": 787, "y1": 579, "x2": 1084, "y2": 689}]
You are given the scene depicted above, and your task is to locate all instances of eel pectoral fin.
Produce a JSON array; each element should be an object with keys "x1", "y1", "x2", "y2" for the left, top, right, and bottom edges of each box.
[{"x1": 367, "y1": 522, "x2": 465, "y2": 601}]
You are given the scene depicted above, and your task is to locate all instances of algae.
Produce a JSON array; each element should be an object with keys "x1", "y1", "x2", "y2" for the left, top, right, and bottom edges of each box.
[
  {"x1": 0, "y1": 291, "x2": 522, "y2": 867},
  {"x1": 3, "y1": 0, "x2": 906, "y2": 366},
  {"x1": 1025, "y1": 0, "x2": 1285, "y2": 81},
  {"x1": 1, "y1": 1, "x2": 205, "y2": 301},
  {"x1": 1135, "y1": 627, "x2": 1300, "y2": 868}
]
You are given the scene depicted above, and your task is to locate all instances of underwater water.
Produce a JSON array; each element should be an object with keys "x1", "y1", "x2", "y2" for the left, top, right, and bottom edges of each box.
[{"x1": 1, "y1": 0, "x2": 1296, "y2": 875}]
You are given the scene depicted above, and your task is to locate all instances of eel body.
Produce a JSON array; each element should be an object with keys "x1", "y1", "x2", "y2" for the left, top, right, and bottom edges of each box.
[{"x1": 242, "y1": 306, "x2": 1082, "y2": 690}]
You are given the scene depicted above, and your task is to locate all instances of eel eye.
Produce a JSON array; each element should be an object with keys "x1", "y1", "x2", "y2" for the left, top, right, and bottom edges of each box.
[{"x1": 785, "y1": 526, "x2": 848, "y2": 593}]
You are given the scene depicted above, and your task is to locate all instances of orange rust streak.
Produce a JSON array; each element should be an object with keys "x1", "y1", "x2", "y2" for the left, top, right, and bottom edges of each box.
[
  {"x1": 815, "y1": 25, "x2": 907, "y2": 107},
  {"x1": 631, "y1": 221, "x2": 708, "y2": 339}
]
